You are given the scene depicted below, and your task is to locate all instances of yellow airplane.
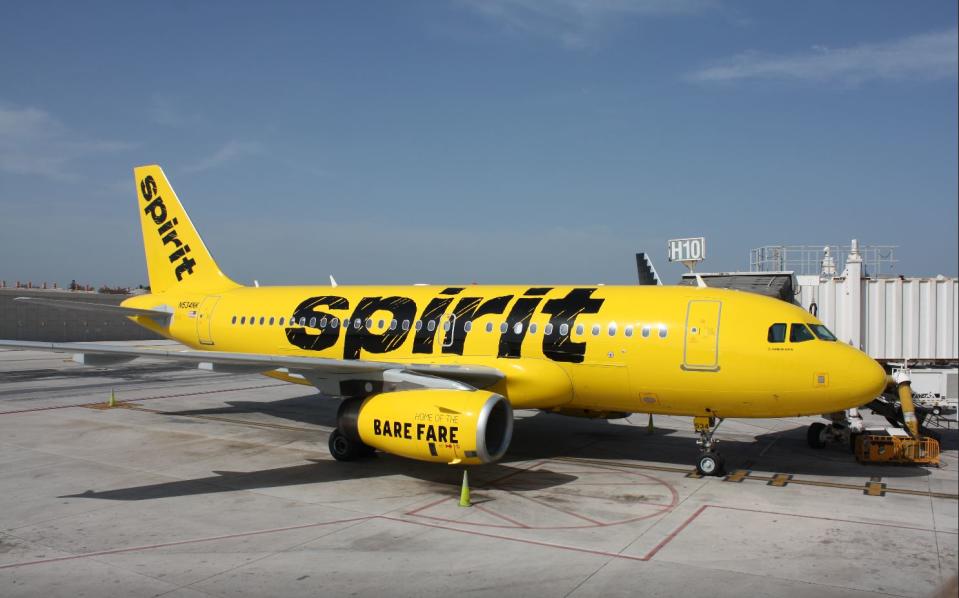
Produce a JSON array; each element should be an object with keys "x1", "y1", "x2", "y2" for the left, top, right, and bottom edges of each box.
[{"x1": 0, "y1": 165, "x2": 888, "y2": 475}]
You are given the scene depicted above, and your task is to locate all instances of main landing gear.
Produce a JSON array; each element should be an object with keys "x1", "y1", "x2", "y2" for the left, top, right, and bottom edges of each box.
[
  {"x1": 806, "y1": 409, "x2": 864, "y2": 451},
  {"x1": 328, "y1": 398, "x2": 376, "y2": 461},
  {"x1": 694, "y1": 415, "x2": 726, "y2": 476}
]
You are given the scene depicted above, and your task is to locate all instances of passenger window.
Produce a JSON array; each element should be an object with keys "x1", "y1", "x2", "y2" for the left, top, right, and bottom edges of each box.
[
  {"x1": 378, "y1": 319, "x2": 384, "y2": 329},
  {"x1": 810, "y1": 324, "x2": 837, "y2": 341},
  {"x1": 464, "y1": 321, "x2": 472, "y2": 332},
  {"x1": 591, "y1": 324, "x2": 600, "y2": 336},
  {"x1": 299, "y1": 317, "x2": 306, "y2": 326},
  {"x1": 269, "y1": 317, "x2": 275, "y2": 326},
  {"x1": 309, "y1": 317, "x2": 316, "y2": 328},
  {"x1": 767, "y1": 323, "x2": 786, "y2": 343},
  {"x1": 365, "y1": 318, "x2": 373, "y2": 330},
  {"x1": 560, "y1": 323, "x2": 569, "y2": 336},
  {"x1": 658, "y1": 325, "x2": 667, "y2": 338},
  {"x1": 576, "y1": 324, "x2": 584, "y2": 336},
  {"x1": 608, "y1": 323, "x2": 617, "y2": 336},
  {"x1": 390, "y1": 319, "x2": 397, "y2": 331},
  {"x1": 259, "y1": 317, "x2": 265, "y2": 325},
  {"x1": 279, "y1": 317, "x2": 285, "y2": 325},
  {"x1": 427, "y1": 320, "x2": 436, "y2": 332},
  {"x1": 544, "y1": 323, "x2": 553, "y2": 335},
  {"x1": 624, "y1": 325, "x2": 633, "y2": 337},
  {"x1": 529, "y1": 323, "x2": 537, "y2": 334},
  {"x1": 402, "y1": 320, "x2": 410, "y2": 331},
  {"x1": 443, "y1": 320, "x2": 451, "y2": 332},
  {"x1": 354, "y1": 319, "x2": 362, "y2": 329},
  {"x1": 240, "y1": 316, "x2": 246, "y2": 324},
  {"x1": 513, "y1": 322, "x2": 523, "y2": 334},
  {"x1": 251, "y1": 317, "x2": 256, "y2": 325},
  {"x1": 641, "y1": 325, "x2": 650, "y2": 338},
  {"x1": 415, "y1": 320, "x2": 423, "y2": 331},
  {"x1": 331, "y1": 318, "x2": 339, "y2": 328},
  {"x1": 486, "y1": 322, "x2": 493, "y2": 333},
  {"x1": 500, "y1": 322, "x2": 508, "y2": 333},
  {"x1": 320, "y1": 317, "x2": 328, "y2": 328},
  {"x1": 232, "y1": 316, "x2": 237, "y2": 324},
  {"x1": 790, "y1": 323, "x2": 815, "y2": 343}
]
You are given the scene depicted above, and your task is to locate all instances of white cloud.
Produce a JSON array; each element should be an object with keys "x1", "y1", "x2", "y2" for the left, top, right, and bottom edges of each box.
[
  {"x1": 182, "y1": 140, "x2": 262, "y2": 174},
  {"x1": 688, "y1": 28, "x2": 958, "y2": 84},
  {"x1": 460, "y1": 0, "x2": 715, "y2": 47},
  {"x1": 0, "y1": 104, "x2": 131, "y2": 180},
  {"x1": 148, "y1": 95, "x2": 203, "y2": 127}
]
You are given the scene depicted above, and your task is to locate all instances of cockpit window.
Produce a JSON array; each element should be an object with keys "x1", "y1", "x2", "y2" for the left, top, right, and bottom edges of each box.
[
  {"x1": 790, "y1": 323, "x2": 815, "y2": 343},
  {"x1": 810, "y1": 324, "x2": 837, "y2": 341},
  {"x1": 767, "y1": 323, "x2": 786, "y2": 343}
]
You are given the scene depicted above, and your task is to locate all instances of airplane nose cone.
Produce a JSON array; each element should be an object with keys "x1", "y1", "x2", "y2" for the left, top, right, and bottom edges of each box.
[{"x1": 852, "y1": 353, "x2": 888, "y2": 403}]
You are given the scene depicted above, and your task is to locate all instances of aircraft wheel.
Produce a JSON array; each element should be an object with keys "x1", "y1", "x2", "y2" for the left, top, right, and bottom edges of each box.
[
  {"x1": 806, "y1": 422, "x2": 827, "y2": 449},
  {"x1": 329, "y1": 428, "x2": 364, "y2": 461},
  {"x1": 696, "y1": 451, "x2": 724, "y2": 476}
]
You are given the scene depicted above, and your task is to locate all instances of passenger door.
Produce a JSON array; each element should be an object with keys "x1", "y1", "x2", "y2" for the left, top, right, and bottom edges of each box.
[
  {"x1": 196, "y1": 296, "x2": 220, "y2": 345},
  {"x1": 683, "y1": 300, "x2": 721, "y2": 371}
]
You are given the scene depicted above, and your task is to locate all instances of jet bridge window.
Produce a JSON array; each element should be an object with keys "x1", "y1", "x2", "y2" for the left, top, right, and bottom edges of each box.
[
  {"x1": 790, "y1": 323, "x2": 815, "y2": 343},
  {"x1": 810, "y1": 324, "x2": 837, "y2": 341},
  {"x1": 767, "y1": 323, "x2": 786, "y2": 343}
]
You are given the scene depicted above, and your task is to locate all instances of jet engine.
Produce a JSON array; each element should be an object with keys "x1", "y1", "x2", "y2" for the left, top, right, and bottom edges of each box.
[{"x1": 335, "y1": 389, "x2": 513, "y2": 465}]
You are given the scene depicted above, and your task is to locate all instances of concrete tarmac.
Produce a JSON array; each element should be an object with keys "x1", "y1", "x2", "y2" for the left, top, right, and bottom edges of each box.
[{"x1": 0, "y1": 342, "x2": 956, "y2": 597}]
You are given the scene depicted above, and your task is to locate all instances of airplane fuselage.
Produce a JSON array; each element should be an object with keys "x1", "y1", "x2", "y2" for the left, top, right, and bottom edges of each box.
[{"x1": 124, "y1": 283, "x2": 886, "y2": 419}]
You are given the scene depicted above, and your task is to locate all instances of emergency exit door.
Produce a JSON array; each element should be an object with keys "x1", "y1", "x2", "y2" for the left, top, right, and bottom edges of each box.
[
  {"x1": 683, "y1": 300, "x2": 722, "y2": 371},
  {"x1": 196, "y1": 296, "x2": 220, "y2": 345}
]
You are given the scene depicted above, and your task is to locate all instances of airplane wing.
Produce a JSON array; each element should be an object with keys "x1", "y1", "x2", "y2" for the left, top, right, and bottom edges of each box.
[
  {"x1": 11, "y1": 297, "x2": 172, "y2": 320},
  {"x1": 0, "y1": 340, "x2": 504, "y2": 393}
]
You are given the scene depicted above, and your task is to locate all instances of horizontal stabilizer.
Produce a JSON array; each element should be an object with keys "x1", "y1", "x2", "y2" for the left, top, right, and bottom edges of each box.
[{"x1": 13, "y1": 297, "x2": 172, "y2": 319}]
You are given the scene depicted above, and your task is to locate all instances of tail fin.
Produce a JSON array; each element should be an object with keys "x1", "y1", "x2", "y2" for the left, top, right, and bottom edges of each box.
[{"x1": 134, "y1": 165, "x2": 240, "y2": 294}]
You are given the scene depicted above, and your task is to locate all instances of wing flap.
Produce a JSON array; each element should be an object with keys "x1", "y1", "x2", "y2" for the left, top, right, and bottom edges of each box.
[
  {"x1": 0, "y1": 340, "x2": 505, "y2": 389},
  {"x1": 12, "y1": 297, "x2": 172, "y2": 319}
]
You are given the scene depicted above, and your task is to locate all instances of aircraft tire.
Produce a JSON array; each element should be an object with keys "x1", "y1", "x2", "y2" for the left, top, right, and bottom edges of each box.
[
  {"x1": 696, "y1": 452, "x2": 724, "y2": 476},
  {"x1": 329, "y1": 428, "x2": 364, "y2": 461},
  {"x1": 806, "y1": 422, "x2": 827, "y2": 449}
]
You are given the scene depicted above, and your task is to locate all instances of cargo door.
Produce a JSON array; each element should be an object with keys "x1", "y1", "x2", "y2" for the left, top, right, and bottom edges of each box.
[
  {"x1": 683, "y1": 300, "x2": 721, "y2": 371},
  {"x1": 196, "y1": 296, "x2": 220, "y2": 345}
]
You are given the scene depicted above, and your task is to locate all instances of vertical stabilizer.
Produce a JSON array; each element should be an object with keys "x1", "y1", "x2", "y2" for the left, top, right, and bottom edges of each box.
[{"x1": 134, "y1": 165, "x2": 240, "y2": 294}]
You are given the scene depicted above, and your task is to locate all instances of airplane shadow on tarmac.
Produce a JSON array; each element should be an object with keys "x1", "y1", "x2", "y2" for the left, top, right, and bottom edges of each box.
[{"x1": 63, "y1": 393, "x2": 945, "y2": 501}]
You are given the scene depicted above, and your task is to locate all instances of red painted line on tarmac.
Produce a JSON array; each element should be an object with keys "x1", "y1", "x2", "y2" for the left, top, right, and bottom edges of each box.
[
  {"x1": 0, "y1": 383, "x2": 287, "y2": 415},
  {"x1": 0, "y1": 515, "x2": 372, "y2": 571},
  {"x1": 474, "y1": 504, "x2": 531, "y2": 529},
  {"x1": 642, "y1": 505, "x2": 709, "y2": 561},
  {"x1": 378, "y1": 515, "x2": 651, "y2": 562}
]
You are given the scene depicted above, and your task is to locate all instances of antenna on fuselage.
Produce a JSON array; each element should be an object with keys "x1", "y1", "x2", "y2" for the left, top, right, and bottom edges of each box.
[{"x1": 330, "y1": 275, "x2": 338, "y2": 287}]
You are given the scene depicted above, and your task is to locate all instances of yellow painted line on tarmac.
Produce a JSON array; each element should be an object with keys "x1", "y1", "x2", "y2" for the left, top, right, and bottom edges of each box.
[{"x1": 555, "y1": 456, "x2": 958, "y2": 500}]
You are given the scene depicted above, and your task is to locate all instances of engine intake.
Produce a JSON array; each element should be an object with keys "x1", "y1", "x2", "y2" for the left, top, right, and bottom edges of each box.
[{"x1": 338, "y1": 389, "x2": 513, "y2": 465}]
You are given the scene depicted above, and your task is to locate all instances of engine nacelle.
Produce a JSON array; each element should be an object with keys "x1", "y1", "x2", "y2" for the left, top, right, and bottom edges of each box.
[{"x1": 339, "y1": 389, "x2": 513, "y2": 465}]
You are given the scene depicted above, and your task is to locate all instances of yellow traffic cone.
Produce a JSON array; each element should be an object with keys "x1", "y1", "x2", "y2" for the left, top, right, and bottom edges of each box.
[
  {"x1": 458, "y1": 469, "x2": 472, "y2": 507},
  {"x1": 647, "y1": 413, "x2": 654, "y2": 434},
  {"x1": 108, "y1": 389, "x2": 117, "y2": 408}
]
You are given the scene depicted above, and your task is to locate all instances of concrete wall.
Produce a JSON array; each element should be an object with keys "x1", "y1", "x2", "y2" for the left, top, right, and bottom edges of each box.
[{"x1": 0, "y1": 289, "x2": 162, "y2": 342}]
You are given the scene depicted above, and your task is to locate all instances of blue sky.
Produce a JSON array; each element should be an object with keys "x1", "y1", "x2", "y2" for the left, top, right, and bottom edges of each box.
[{"x1": 1, "y1": 1, "x2": 956, "y2": 287}]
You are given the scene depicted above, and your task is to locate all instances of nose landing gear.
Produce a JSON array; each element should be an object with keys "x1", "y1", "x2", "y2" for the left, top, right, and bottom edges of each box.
[
  {"x1": 807, "y1": 409, "x2": 864, "y2": 450},
  {"x1": 694, "y1": 415, "x2": 726, "y2": 476}
]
